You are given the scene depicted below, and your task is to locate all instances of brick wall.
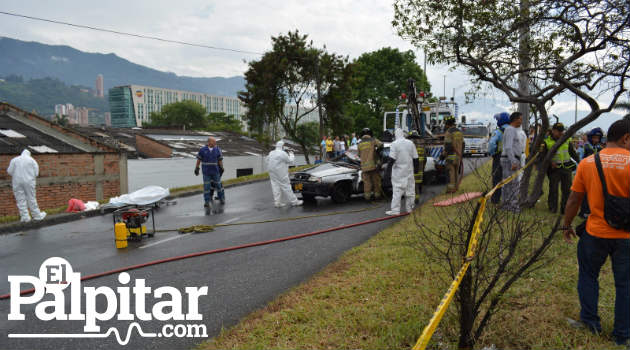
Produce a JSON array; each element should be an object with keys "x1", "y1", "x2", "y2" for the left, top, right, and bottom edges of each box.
[
  {"x1": 0, "y1": 153, "x2": 121, "y2": 216},
  {"x1": 135, "y1": 134, "x2": 172, "y2": 158}
]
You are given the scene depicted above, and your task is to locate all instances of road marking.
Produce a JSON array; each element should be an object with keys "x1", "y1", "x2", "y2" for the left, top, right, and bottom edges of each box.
[
  {"x1": 139, "y1": 217, "x2": 241, "y2": 249},
  {"x1": 139, "y1": 234, "x2": 190, "y2": 249},
  {"x1": 218, "y1": 217, "x2": 240, "y2": 225}
]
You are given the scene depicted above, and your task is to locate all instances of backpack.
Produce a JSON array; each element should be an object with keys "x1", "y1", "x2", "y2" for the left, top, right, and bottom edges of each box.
[{"x1": 594, "y1": 153, "x2": 630, "y2": 232}]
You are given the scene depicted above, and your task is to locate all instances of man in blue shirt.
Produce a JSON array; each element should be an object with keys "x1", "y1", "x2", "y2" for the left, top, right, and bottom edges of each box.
[{"x1": 195, "y1": 137, "x2": 225, "y2": 207}]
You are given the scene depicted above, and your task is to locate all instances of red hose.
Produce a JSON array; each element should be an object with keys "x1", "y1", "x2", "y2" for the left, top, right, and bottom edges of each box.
[{"x1": 0, "y1": 212, "x2": 408, "y2": 300}]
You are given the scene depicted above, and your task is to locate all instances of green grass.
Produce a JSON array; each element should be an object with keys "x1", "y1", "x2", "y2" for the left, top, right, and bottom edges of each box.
[
  {"x1": 0, "y1": 164, "x2": 315, "y2": 225},
  {"x1": 199, "y1": 162, "x2": 624, "y2": 350}
]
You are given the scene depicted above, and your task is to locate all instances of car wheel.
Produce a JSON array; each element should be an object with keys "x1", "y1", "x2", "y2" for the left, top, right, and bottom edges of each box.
[
  {"x1": 302, "y1": 193, "x2": 316, "y2": 202},
  {"x1": 331, "y1": 182, "x2": 351, "y2": 203}
]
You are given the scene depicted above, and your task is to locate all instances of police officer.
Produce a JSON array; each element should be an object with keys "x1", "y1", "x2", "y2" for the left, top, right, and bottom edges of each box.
[
  {"x1": 358, "y1": 128, "x2": 384, "y2": 201},
  {"x1": 543, "y1": 122, "x2": 580, "y2": 213},
  {"x1": 488, "y1": 112, "x2": 511, "y2": 204},
  {"x1": 408, "y1": 131, "x2": 426, "y2": 204},
  {"x1": 583, "y1": 127, "x2": 604, "y2": 159},
  {"x1": 577, "y1": 127, "x2": 605, "y2": 218},
  {"x1": 194, "y1": 137, "x2": 225, "y2": 208},
  {"x1": 443, "y1": 116, "x2": 464, "y2": 193}
]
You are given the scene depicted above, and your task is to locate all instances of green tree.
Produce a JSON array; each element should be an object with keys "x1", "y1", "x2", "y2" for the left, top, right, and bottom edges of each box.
[
  {"x1": 393, "y1": 0, "x2": 630, "y2": 208},
  {"x1": 292, "y1": 121, "x2": 320, "y2": 158},
  {"x1": 53, "y1": 113, "x2": 68, "y2": 126},
  {"x1": 347, "y1": 47, "x2": 430, "y2": 138},
  {"x1": 145, "y1": 100, "x2": 207, "y2": 130},
  {"x1": 206, "y1": 112, "x2": 243, "y2": 133},
  {"x1": 239, "y1": 30, "x2": 352, "y2": 163}
]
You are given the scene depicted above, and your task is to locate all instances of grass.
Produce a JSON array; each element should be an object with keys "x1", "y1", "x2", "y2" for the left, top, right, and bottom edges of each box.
[
  {"x1": 0, "y1": 164, "x2": 315, "y2": 225},
  {"x1": 199, "y1": 162, "x2": 624, "y2": 350}
]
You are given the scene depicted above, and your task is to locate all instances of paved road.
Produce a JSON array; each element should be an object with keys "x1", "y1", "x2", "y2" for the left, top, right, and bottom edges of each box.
[{"x1": 0, "y1": 158, "x2": 487, "y2": 350}]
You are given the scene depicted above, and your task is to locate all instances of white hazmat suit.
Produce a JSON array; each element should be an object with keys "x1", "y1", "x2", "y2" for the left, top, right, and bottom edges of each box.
[
  {"x1": 7, "y1": 149, "x2": 47, "y2": 222},
  {"x1": 267, "y1": 141, "x2": 303, "y2": 207},
  {"x1": 387, "y1": 129, "x2": 418, "y2": 215}
]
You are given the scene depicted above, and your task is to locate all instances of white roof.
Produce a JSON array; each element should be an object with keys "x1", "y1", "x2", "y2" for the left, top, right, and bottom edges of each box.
[
  {"x1": 29, "y1": 145, "x2": 59, "y2": 153},
  {"x1": 0, "y1": 129, "x2": 26, "y2": 138}
]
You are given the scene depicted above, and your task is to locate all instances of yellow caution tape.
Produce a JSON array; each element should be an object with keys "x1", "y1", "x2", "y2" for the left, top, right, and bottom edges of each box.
[{"x1": 412, "y1": 153, "x2": 539, "y2": 350}]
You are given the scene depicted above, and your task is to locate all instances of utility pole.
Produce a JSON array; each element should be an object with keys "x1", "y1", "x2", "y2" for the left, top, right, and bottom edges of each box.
[
  {"x1": 518, "y1": 0, "x2": 531, "y2": 132},
  {"x1": 574, "y1": 93, "x2": 578, "y2": 124},
  {"x1": 315, "y1": 54, "x2": 324, "y2": 140},
  {"x1": 443, "y1": 75, "x2": 446, "y2": 97}
]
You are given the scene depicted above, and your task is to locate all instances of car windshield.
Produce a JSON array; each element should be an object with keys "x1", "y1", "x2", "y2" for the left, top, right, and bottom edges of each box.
[{"x1": 462, "y1": 126, "x2": 488, "y2": 137}]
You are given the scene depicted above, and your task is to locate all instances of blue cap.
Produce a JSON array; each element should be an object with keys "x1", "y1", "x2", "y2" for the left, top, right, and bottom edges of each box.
[{"x1": 495, "y1": 112, "x2": 510, "y2": 127}]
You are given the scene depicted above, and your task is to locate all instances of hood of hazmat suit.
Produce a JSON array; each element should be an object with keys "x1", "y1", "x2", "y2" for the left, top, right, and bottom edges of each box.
[
  {"x1": 389, "y1": 128, "x2": 418, "y2": 188},
  {"x1": 7, "y1": 149, "x2": 39, "y2": 187},
  {"x1": 267, "y1": 141, "x2": 295, "y2": 181},
  {"x1": 7, "y1": 149, "x2": 46, "y2": 222}
]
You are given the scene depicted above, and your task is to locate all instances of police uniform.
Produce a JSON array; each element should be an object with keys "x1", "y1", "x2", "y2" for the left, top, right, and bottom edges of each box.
[
  {"x1": 358, "y1": 135, "x2": 384, "y2": 200},
  {"x1": 444, "y1": 124, "x2": 464, "y2": 193},
  {"x1": 544, "y1": 136, "x2": 579, "y2": 213}
]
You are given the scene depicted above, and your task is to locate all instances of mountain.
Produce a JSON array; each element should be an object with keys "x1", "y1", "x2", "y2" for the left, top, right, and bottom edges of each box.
[
  {"x1": 0, "y1": 76, "x2": 109, "y2": 116},
  {"x1": 0, "y1": 37, "x2": 245, "y2": 96}
]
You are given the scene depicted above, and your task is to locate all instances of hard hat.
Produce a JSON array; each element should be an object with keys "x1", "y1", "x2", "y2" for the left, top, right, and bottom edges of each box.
[
  {"x1": 444, "y1": 116, "x2": 456, "y2": 125},
  {"x1": 275, "y1": 140, "x2": 285, "y2": 149},
  {"x1": 552, "y1": 122, "x2": 565, "y2": 131},
  {"x1": 408, "y1": 130, "x2": 421, "y2": 138},
  {"x1": 361, "y1": 128, "x2": 372, "y2": 137},
  {"x1": 587, "y1": 127, "x2": 604, "y2": 143}
]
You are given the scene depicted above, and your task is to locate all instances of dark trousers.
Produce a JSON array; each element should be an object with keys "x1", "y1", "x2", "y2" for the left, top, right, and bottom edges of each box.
[
  {"x1": 491, "y1": 155, "x2": 503, "y2": 204},
  {"x1": 203, "y1": 173, "x2": 224, "y2": 203},
  {"x1": 547, "y1": 167, "x2": 572, "y2": 213},
  {"x1": 578, "y1": 232, "x2": 630, "y2": 343}
]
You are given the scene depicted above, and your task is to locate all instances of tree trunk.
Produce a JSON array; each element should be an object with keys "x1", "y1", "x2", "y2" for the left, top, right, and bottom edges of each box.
[
  {"x1": 517, "y1": 0, "x2": 531, "y2": 132},
  {"x1": 457, "y1": 202, "x2": 481, "y2": 350},
  {"x1": 301, "y1": 144, "x2": 311, "y2": 164}
]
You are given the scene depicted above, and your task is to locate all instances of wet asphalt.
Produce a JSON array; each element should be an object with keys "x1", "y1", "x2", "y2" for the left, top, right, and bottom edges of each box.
[{"x1": 0, "y1": 158, "x2": 487, "y2": 350}]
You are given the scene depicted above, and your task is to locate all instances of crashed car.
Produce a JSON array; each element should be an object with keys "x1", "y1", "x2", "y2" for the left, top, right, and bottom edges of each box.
[{"x1": 290, "y1": 144, "x2": 438, "y2": 203}]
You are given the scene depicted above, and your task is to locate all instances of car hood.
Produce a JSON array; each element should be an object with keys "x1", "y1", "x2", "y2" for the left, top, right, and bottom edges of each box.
[{"x1": 297, "y1": 162, "x2": 358, "y2": 177}]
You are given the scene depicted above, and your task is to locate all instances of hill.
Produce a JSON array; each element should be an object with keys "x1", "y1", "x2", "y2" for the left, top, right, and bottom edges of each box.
[
  {"x1": 0, "y1": 36, "x2": 245, "y2": 96},
  {"x1": 0, "y1": 76, "x2": 109, "y2": 116}
]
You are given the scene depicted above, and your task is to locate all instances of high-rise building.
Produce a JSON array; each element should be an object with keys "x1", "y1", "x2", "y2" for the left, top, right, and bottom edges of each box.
[
  {"x1": 108, "y1": 84, "x2": 246, "y2": 128},
  {"x1": 95, "y1": 74, "x2": 104, "y2": 98}
]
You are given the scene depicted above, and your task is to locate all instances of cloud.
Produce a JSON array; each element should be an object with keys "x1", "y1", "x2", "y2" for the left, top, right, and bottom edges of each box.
[{"x1": 1, "y1": 0, "x2": 625, "y2": 133}]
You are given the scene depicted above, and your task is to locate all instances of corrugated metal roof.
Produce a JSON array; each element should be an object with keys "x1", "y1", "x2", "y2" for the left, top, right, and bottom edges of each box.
[{"x1": 0, "y1": 114, "x2": 83, "y2": 154}]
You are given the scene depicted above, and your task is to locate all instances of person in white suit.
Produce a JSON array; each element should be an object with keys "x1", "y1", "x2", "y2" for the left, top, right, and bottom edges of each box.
[
  {"x1": 7, "y1": 149, "x2": 47, "y2": 222},
  {"x1": 267, "y1": 141, "x2": 303, "y2": 208},
  {"x1": 386, "y1": 129, "x2": 418, "y2": 215}
]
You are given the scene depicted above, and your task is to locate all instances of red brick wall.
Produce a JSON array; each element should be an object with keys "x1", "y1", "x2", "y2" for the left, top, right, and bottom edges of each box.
[
  {"x1": 0, "y1": 153, "x2": 121, "y2": 216},
  {"x1": 136, "y1": 134, "x2": 172, "y2": 158}
]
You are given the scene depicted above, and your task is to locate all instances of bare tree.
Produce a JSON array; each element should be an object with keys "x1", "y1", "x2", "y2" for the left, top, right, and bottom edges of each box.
[
  {"x1": 393, "y1": 0, "x2": 630, "y2": 207},
  {"x1": 407, "y1": 165, "x2": 561, "y2": 349}
]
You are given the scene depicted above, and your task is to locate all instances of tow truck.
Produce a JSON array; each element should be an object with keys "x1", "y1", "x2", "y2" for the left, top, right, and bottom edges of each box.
[{"x1": 381, "y1": 78, "x2": 459, "y2": 183}]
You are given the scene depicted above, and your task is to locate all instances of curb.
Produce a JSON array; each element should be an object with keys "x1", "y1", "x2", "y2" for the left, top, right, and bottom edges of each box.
[{"x1": 0, "y1": 177, "x2": 270, "y2": 235}]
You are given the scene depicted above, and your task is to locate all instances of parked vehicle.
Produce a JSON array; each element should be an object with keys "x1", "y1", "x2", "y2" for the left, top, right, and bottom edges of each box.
[{"x1": 461, "y1": 124, "x2": 490, "y2": 156}]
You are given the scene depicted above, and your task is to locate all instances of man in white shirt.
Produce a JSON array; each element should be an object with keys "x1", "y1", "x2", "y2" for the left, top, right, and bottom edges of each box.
[{"x1": 500, "y1": 112, "x2": 526, "y2": 212}]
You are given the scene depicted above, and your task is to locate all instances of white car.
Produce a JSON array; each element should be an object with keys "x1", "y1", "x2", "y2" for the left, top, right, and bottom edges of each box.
[{"x1": 290, "y1": 144, "x2": 438, "y2": 203}]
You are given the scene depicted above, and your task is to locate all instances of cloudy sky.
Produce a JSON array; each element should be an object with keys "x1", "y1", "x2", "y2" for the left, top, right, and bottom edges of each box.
[{"x1": 0, "y1": 0, "x2": 626, "y2": 129}]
